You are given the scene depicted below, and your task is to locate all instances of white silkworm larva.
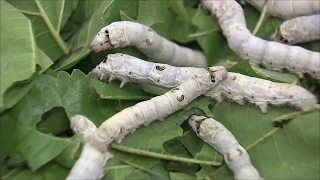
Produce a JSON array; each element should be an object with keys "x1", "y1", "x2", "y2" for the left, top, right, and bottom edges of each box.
[
  {"x1": 271, "y1": 14, "x2": 320, "y2": 44},
  {"x1": 202, "y1": 0, "x2": 320, "y2": 80},
  {"x1": 89, "y1": 21, "x2": 207, "y2": 67},
  {"x1": 67, "y1": 115, "x2": 113, "y2": 180},
  {"x1": 92, "y1": 53, "x2": 317, "y2": 113},
  {"x1": 188, "y1": 115, "x2": 262, "y2": 180},
  {"x1": 245, "y1": 0, "x2": 320, "y2": 19},
  {"x1": 88, "y1": 63, "x2": 228, "y2": 152}
]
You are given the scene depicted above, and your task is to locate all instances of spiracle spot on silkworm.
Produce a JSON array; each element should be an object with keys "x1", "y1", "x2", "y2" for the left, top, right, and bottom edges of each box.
[
  {"x1": 104, "y1": 30, "x2": 109, "y2": 35},
  {"x1": 146, "y1": 39, "x2": 152, "y2": 45},
  {"x1": 156, "y1": 65, "x2": 166, "y2": 71},
  {"x1": 171, "y1": 87, "x2": 180, "y2": 93},
  {"x1": 129, "y1": 71, "x2": 132, "y2": 75},
  {"x1": 236, "y1": 148, "x2": 243, "y2": 157},
  {"x1": 176, "y1": 95, "x2": 184, "y2": 102},
  {"x1": 227, "y1": 152, "x2": 233, "y2": 162}
]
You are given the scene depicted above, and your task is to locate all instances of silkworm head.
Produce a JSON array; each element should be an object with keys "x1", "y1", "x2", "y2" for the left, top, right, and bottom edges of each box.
[
  {"x1": 207, "y1": 66, "x2": 228, "y2": 82},
  {"x1": 188, "y1": 115, "x2": 207, "y2": 134},
  {"x1": 90, "y1": 27, "x2": 112, "y2": 53}
]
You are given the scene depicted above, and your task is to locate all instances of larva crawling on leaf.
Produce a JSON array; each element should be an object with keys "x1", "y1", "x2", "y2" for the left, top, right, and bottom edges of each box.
[
  {"x1": 89, "y1": 21, "x2": 207, "y2": 67},
  {"x1": 245, "y1": 0, "x2": 320, "y2": 19},
  {"x1": 271, "y1": 14, "x2": 320, "y2": 44},
  {"x1": 189, "y1": 115, "x2": 262, "y2": 180},
  {"x1": 88, "y1": 63, "x2": 228, "y2": 152},
  {"x1": 202, "y1": 0, "x2": 320, "y2": 80},
  {"x1": 204, "y1": 73, "x2": 317, "y2": 113},
  {"x1": 67, "y1": 115, "x2": 113, "y2": 180},
  {"x1": 92, "y1": 53, "x2": 317, "y2": 113}
]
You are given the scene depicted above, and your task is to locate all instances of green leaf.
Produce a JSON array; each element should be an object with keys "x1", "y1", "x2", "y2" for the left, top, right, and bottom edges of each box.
[
  {"x1": 104, "y1": 149, "x2": 169, "y2": 180},
  {"x1": 91, "y1": 79, "x2": 153, "y2": 100},
  {"x1": 169, "y1": 172, "x2": 196, "y2": 180},
  {"x1": 36, "y1": 107, "x2": 70, "y2": 135},
  {"x1": 54, "y1": 135, "x2": 83, "y2": 168},
  {"x1": 3, "y1": 1, "x2": 319, "y2": 179},
  {"x1": 228, "y1": 60, "x2": 299, "y2": 83},
  {"x1": 169, "y1": 19, "x2": 197, "y2": 43},
  {"x1": 244, "y1": 5, "x2": 282, "y2": 39},
  {"x1": 6, "y1": 0, "x2": 78, "y2": 61},
  {"x1": 1, "y1": 161, "x2": 70, "y2": 179},
  {"x1": 169, "y1": 0, "x2": 190, "y2": 23},
  {"x1": 136, "y1": 0, "x2": 170, "y2": 27},
  {"x1": 52, "y1": 0, "x2": 140, "y2": 70},
  {"x1": 209, "y1": 102, "x2": 320, "y2": 179},
  {"x1": 0, "y1": 113, "x2": 70, "y2": 171},
  {"x1": 192, "y1": 5, "x2": 235, "y2": 65},
  {"x1": 0, "y1": 70, "x2": 119, "y2": 170},
  {"x1": 0, "y1": 1, "x2": 36, "y2": 110}
]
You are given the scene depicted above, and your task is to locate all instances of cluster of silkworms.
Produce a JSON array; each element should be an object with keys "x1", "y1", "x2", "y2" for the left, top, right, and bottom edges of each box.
[{"x1": 68, "y1": 0, "x2": 319, "y2": 179}]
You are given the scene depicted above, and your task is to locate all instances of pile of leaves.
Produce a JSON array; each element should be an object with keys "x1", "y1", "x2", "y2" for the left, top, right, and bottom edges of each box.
[{"x1": 1, "y1": 0, "x2": 319, "y2": 179}]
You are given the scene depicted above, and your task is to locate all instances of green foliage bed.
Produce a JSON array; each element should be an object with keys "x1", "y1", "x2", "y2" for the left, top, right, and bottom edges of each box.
[{"x1": 1, "y1": 0, "x2": 319, "y2": 179}]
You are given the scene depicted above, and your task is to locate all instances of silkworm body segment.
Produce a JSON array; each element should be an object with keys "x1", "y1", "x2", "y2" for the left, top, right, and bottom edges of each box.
[
  {"x1": 189, "y1": 115, "x2": 262, "y2": 180},
  {"x1": 90, "y1": 21, "x2": 207, "y2": 67},
  {"x1": 271, "y1": 14, "x2": 320, "y2": 44},
  {"x1": 202, "y1": 0, "x2": 320, "y2": 80},
  {"x1": 67, "y1": 115, "x2": 113, "y2": 180}
]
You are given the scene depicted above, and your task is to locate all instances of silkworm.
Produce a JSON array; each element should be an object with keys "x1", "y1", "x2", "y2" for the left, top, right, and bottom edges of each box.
[
  {"x1": 245, "y1": 0, "x2": 320, "y2": 19},
  {"x1": 88, "y1": 64, "x2": 227, "y2": 152},
  {"x1": 188, "y1": 115, "x2": 262, "y2": 180},
  {"x1": 92, "y1": 53, "x2": 317, "y2": 113},
  {"x1": 89, "y1": 21, "x2": 207, "y2": 67},
  {"x1": 202, "y1": 0, "x2": 320, "y2": 80},
  {"x1": 271, "y1": 14, "x2": 320, "y2": 44},
  {"x1": 67, "y1": 115, "x2": 113, "y2": 180}
]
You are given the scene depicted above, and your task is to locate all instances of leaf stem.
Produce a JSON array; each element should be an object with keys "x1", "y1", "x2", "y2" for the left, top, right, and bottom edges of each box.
[
  {"x1": 120, "y1": 160, "x2": 160, "y2": 175},
  {"x1": 273, "y1": 106, "x2": 319, "y2": 122},
  {"x1": 252, "y1": 0, "x2": 268, "y2": 35},
  {"x1": 34, "y1": 0, "x2": 69, "y2": 54},
  {"x1": 188, "y1": 28, "x2": 220, "y2": 38},
  {"x1": 110, "y1": 143, "x2": 221, "y2": 166},
  {"x1": 120, "y1": 10, "x2": 136, "y2": 22},
  {"x1": 57, "y1": 0, "x2": 65, "y2": 31},
  {"x1": 18, "y1": 10, "x2": 41, "y2": 16},
  {"x1": 1, "y1": 167, "x2": 22, "y2": 179}
]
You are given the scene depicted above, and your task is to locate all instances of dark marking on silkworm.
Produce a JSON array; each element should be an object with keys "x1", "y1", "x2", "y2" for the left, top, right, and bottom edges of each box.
[
  {"x1": 211, "y1": 76, "x2": 216, "y2": 83},
  {"x1": 236, "y1": 148, "x2": 243, "y2": 156},
  {"x1": 146, "y1": 39, "x2": 152, "y2": 45},
  {"x1": 176, "y1": 95, "x2": 184, "y2": 101},
  {"x1": 227, "y1": 152, "x2": 233, "y2": 162},
  {"x1": 195, "y1": 117, "x2": 207, "y2": 134},
  {"x1": 171, "y1": 87, "x2": 180, "y2": 93},
  {"x1": 156, "y1": 65, "x2": 166, "y2": 71}
]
